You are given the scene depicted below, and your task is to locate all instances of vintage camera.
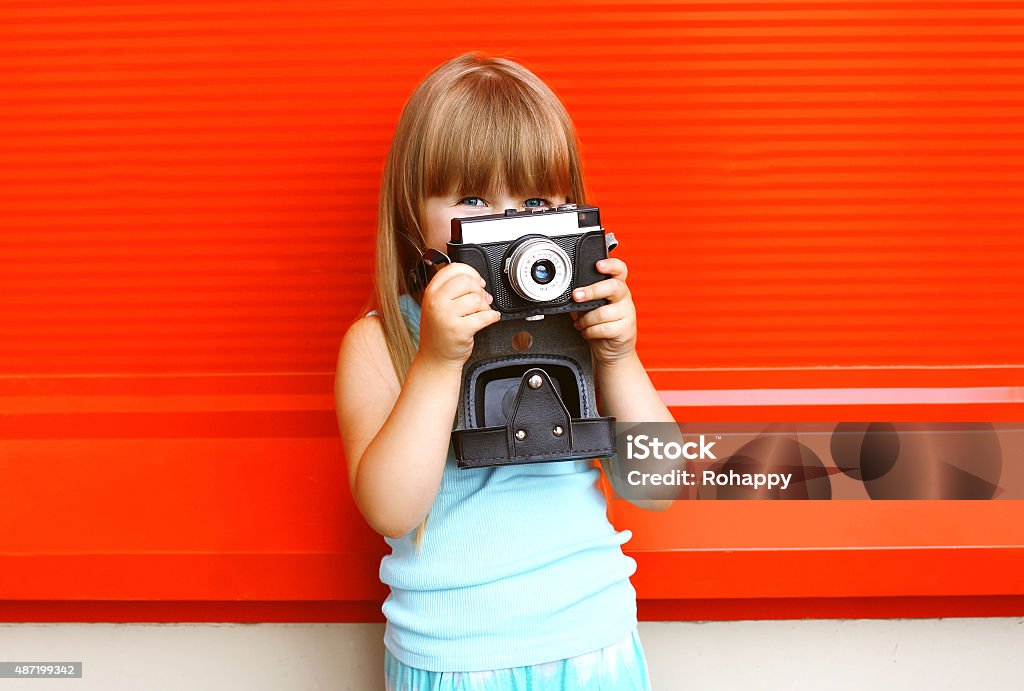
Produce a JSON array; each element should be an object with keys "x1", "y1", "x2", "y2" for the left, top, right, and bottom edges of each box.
[
  {"x1": 408, "y1": 204, "x2": 620, "y2": 469},
  {"x1": 447, "y1": 204, "x2": 615, "y2": 320}
]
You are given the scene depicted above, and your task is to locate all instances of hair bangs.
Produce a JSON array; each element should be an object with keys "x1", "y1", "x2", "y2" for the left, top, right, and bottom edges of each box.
[{"x1": 421, "y1": 73, "x2": 573, "y2": 205}]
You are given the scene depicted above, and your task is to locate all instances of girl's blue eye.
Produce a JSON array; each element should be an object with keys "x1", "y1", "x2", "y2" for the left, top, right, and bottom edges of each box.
[{"x1": 457, "y1": 196, "x2": 552, "y2": 208}]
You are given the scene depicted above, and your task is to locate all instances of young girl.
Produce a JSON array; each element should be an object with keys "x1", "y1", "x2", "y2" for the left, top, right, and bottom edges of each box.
[{"x1": 335, "y1": 51, "x2": 676, "y2": 690}]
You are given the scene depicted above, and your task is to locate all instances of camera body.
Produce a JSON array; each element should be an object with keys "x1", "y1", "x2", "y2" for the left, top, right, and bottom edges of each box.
[
  {"x1": 439, "y1": 204, "x2": 619, "y2": 469},
  {"x1": 447, "y1": 204, "x2": 614, "y2": 320}
]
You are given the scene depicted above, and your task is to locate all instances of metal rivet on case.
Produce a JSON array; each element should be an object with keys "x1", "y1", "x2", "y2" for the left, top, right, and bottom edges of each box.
[
  {"x1": 528, "y1": 375, "x2": 543, "y2": 389},
  {"x1": 553, "y1": 426, "x2": 564, "y2": 437},
  {"x1": 515, "y1": 429, "x2": 527, "y2": 441}
]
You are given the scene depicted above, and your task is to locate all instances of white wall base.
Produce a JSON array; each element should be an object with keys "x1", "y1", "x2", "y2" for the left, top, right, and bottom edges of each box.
[{"x1": 1, "y1": 618, "x2": 1021, "y2": 690}]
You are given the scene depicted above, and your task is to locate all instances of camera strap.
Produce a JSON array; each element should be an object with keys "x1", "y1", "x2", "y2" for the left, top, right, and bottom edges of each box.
[{"x1": 406, "y1": 248, "x2": 451, "y2": 294}]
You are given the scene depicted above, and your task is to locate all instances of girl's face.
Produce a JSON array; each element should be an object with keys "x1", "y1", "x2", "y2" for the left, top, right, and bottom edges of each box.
[{"x1": 422, "y1": 190, "x2": 568, "y2": 253}]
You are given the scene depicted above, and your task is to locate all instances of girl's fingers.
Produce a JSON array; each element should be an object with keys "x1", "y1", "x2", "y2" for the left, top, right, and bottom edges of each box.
[
  {"x1": 573, "y1": 303, "x2": 623, "y2": 332},
  {"x1": 572, "y1": 277, "x2": 628, "y2": 304},
  {"x1": 579, "y1": 319, "x2": 625, "y2": 341},
  {"x1": 435, "y1": 273, "x2": 485, "y2": 302},
  {"x1": 464, "y1": 306, "x2": 502, "y2": 332},
  {"x1": 596, "y1": 257, "x2": 627, "y2": 281},
  {"x1": 451, "y1": 289, "x2": 493, "y2": 317}
]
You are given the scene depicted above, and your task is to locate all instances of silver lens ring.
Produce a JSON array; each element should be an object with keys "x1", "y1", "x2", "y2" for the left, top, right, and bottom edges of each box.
[{"x1": 505, "y1": 238, "x2": 572, "y2": 302}]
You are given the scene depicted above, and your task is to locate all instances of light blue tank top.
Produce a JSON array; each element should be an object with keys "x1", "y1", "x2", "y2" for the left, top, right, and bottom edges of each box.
[{"x1": 371, "y1": 294, "x2": 639, "y2": 673}]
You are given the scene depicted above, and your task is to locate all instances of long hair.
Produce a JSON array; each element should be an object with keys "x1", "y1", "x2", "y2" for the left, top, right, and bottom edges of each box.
[{"x1": 373, "y1": 51, "x2": 589, "y2": 551}]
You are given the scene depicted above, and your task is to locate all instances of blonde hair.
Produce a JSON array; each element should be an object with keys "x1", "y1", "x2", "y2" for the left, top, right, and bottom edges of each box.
[{"x1": 372, "y1": 51, "x2": 589, "y2": 552}]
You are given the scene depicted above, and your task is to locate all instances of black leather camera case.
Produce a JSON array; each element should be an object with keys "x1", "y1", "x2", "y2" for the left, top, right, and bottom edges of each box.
[{"x1": 451, "y1": 312, "x2": 616, "y2": 469}]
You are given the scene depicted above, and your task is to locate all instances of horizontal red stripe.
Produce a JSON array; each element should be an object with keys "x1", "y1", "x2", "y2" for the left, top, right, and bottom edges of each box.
[
  {"x1": 638, "y1": 595, "x2": 1024, "y2": 621},
  {"x1": 0, "y1": 411, "x2": 339, "y2": 438},
  {"x1": 0, "y1": 596, "x2": 1021, "y2": 623},
  {"x1": 1, "y1": 548, "x2": 1020, "y2": 605}
]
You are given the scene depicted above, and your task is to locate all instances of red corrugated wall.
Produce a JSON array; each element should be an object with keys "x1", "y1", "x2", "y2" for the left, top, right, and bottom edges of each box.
[{"x1": 2, "y1": 1, "x2": 1023, "y2": 621}]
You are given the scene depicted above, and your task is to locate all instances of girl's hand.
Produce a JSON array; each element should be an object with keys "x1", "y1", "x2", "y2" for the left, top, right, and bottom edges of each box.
[
  {"x1": 418, "y1": 263, "x2": 501, "y2": 370},
  {"x1": 570, "y1": 258, "x2": 637, "y2": 367}
]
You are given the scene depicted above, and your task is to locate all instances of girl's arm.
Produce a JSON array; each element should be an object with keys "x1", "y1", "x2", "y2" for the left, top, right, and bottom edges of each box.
[
  {"x1": 335, "y1": 263, "x2": 499, "y2": 539},
  {"x1": 335, "y1": 323, "x2": 462, "y2": 539},
  {"x1": 595, "y1": 351, "x2": 674, "y2": 424}
]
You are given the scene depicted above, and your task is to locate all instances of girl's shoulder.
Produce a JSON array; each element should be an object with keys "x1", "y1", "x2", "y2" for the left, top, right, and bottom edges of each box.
[
  {"x1": 336, "y1": 294, "x2": 417, "y2": 385},
  {"x1": 336, "y1": 310, "x2": 393, "y2": 386},
  {"x1": 342, "y1": 304, "x2": 385, "y2": 344}
]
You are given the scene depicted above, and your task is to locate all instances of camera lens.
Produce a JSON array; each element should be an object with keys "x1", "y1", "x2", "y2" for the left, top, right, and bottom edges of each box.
[
  {"x1": 531, "y1": 259, "x2": 556, "y2": 285},
  {"x1": 505, "y1": 237, "x2": 572, "y2": 302}
]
